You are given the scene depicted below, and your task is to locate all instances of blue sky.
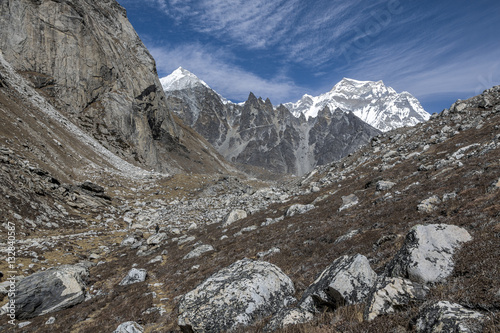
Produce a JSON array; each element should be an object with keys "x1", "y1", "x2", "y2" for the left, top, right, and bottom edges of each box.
[{"x1": 116, "y1": 0, "x2": 500, "y2": 114}]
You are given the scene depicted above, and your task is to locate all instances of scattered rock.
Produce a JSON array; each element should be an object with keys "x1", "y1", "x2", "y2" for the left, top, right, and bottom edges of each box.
[
  {"x1": 223, "y1": 209, "x2": 247, "y2": 227},
  {"x1": 119, "y1": 268, "x2": 147, "y2": 286},
  {"x1": 334, "y1": 229, "x2": 360, "y2": 244},
  {"x1": 178, "y1": 258, "x2": 295, "y2": 332},
  {"x1": 257, "y1": 247, "x2": 281, "y2": 259},
  {"x1": 14, "y1": 264, "x2": 89, "y2": 319},
  {"x1": 338, "y1": 194, "x2": 359, "y2": 212},
  {"x1": 183, "y1": 244, "x2": 214, "y2": 260},
  {"x1": 264, "y1": 307, "x2": 314, "y2": 332},
  {"x1": 415, "y1": 301, "x2": 484, "y2": 333},
  {"x1": 387, "y1": 224, "x2": 472, "y2": 284},
  {"x1": 146, "y1": 232, "x2": 167, "y2": 245},
  {"x1": 45, "y1": 317, "x2": 55, "y2": 325},
  {"x1": 364, "y1": 277, "x2": 429, "y2": 321},
  {"x1": 286, "y1": 204, "x2": 315, "y2": 217},
  {"x1": 376, "y1": 180, "x2": 396, "y2": 191},
  {"x1": 417, "y1": 195, "x2": 441, "y2": 213},
  {"x1": 113, "y1": 321, "x2": 145, "y2": 333},
  {"x1": 300, "y1": 254, "x2": 376, "y2": 313}
]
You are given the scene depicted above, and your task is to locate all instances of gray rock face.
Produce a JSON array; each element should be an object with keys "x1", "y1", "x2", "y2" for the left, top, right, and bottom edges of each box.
[
  {"x1": 163, "y1": 69, "x2": 380, "y2": 175},
  {"x1": 14, "y1": 264, "x2": 89, "y2": 319},
  {"x1": 119, "y1": 268, "x2": 147, "y2": 286},
  {"x1": 178, "y1": 258, "x2": 295, "y2": 332},
  {"x1": 387, "y1": 224, "x2": 472, "y2": 284},
  {"x1": 415, "y1": 301, "x2": 484, "y2": 333},
  {"x1": 113, "y1": 321, "x2": 145, "y2": 333},
  {"x1": 299, "y1": 254, "x2": 377, "y2": 313},
  {"x1": 364, "y1": 277, "x2": 429, "y2": 321},
  {"x1": 0, "y1": 0, "x2": 227, "y2": 174}
]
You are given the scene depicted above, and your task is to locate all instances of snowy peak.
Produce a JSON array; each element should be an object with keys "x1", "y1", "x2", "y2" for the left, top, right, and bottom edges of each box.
[
  {"x1": 285, "y1": 78, "x2": 429, "y2": 132},
  {"x1": 160, "y1": 67, "x2": 210, "y2": 92}
]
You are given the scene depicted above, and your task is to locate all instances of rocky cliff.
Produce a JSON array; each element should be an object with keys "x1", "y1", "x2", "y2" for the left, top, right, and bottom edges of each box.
[
  {"x1": 163, "y1": 68, "x2": 380, "y2": 175},
  {"x1": 0, "y1": 0, "x2": 229, "y2": 174}
]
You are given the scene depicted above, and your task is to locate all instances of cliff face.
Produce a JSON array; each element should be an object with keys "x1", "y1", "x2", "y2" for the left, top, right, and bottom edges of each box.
[{"x1": 0, "y1": 0, "x2": 228, "y2": 174}]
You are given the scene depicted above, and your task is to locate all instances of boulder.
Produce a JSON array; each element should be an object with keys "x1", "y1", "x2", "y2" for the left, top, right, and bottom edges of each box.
[
  {"x1": 364, "y1": 277, "x2": 429, "y2": 321},
  {"x1": 286, "y1": 204, "x2": 315, "y2": 217},
  {"x1": 415, "y1": 301, "x2": 484, "y2": 333},
  {"x1": 387, "y1": 224, "x2": 472, "y2": 284},
  {"x1": 223, "y1": 209, "x2": 247, "y2": 227},
  {"x1": 14, "y1": 264, "x2": 89, "y2": 319},
  {"x1": 178, "y1": 258, "x2": 295, "y2": 332},
  {"x1": 417, "y1": 195, "x2": 441, "y2": 213},
  {"x1": 376, "y1": 180, "x2": 396, "y2": 191},
  {"x1": 338, "y1": 194, "x2": 359, "y2": 212},
  {"x1": 264, "y1": 308, "x2": 314, "y2": 332},
  {"x1": 119, "y1": 268, "x2": 147, "y2": 286},
  {"x1": 183, "y1": 244, "x2": 214, "y2": 260},
  {"x1": 146, "y1": 232, "x2": 167, "y2": 245},
  {"x1": 113, "y1": 321, "x2": 145, "y2": 333},
  {"x1": 299, "y1": 254, "x2": 376, "y2": 313}
]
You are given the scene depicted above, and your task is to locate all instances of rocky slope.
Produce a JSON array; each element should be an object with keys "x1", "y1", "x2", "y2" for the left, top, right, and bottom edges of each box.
[
  {"x1": 0, "y1": 0, "x2": 230, "y2": 175},
  {"x1": 285, "y1": 78, "x2": 430, "y2": 132},
  {"x1": 163, "y1": 68, "x2": 380, "y2": 175},
  {"x1": 1, "y1": 78, "x2": 499, "y2": 331}
]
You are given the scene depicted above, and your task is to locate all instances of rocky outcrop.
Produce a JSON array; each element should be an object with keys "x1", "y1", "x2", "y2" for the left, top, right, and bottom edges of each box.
[
  {"x1": 177, "y1": 258, "x2": 295, "y2": 332},
  {"x1": 415, "y1": 301, "x2": 484, "y2": 333},
  {"x1": 386, "y1": 224, "x2": 472, "y2": 284},
  {"x1": 299, "y1": 254, "x2": 377, "y2": 313},
  {"x1": 0, "y1": 0, "x2": 228, "y2": 174},
  {"x1": 14, "y1": 264, "x2": 89, "y2": 319},
  {"x1": 264, "y1": 308, "x2": 314, "y2": 332}
]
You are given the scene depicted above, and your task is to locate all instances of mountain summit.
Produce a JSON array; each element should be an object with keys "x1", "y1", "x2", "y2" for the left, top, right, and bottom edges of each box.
[
  {"x1": 160, "y1": 67, "x2": 210, "y2": 92},
  {"x1": 285, "y1": 78, "x2": 430, "y2": 132}
]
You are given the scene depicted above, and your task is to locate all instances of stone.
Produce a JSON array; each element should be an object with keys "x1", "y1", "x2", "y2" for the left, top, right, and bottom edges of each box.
[
  {"x1": 299, "y1": 254, "x2": 377, "y2": 313},
  {"x1": 376, "y1": 180, "x2": 396, "y2": 191},
  {"x1": 183, "y1": 244, "x2": 214, "y2": 260},
  {"x1": 364, "y1": 277, "x2": 429, "y2": 321},
  {"x1": 223, "y1": 209, "x2": 247, "y2": 227},
  {"x1": 415, "y1": 301, "x2": 484, "y2": 333},
  {"x1": 113, "y1": 321, "x2": 145, "y2": 333},
  {"x1": 146, "y1": 232, "x2": 167, "y2": 245},
  {"x1": 264, "y1": 308, "x2": 314, "y2": 332},
  {"x1": 387, "y1": 224, "x2": 472, "y2": 284},
  {"x1": 178, "y1": 258, "x2": 295, "y2": 332},
  {"x1": 417, "y1": 195, "x2": 441, "y2": 213},
  {"x1": 338, "y1": 194, "x2": 359, "y2": 212},
  {"x1": 14, "y1": 264, "x2": 89, "y2": 319},
  {"x1": 119, "y1": 268, "x2": 147, "y2": 286},
  {"x1": 334, "y1": 229, "x2": 360, "y2": 244},
  {"x1": 45, "y1": 317, "x2": 55, "y2": 325},
  {"x1": 285, "y1": 204, "x2": 315, "y2": 217}
]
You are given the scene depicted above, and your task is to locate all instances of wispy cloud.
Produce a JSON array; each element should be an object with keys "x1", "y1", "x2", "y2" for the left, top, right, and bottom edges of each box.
[{"x1": 149, "y1": 43, "x2": 303, "y2": 103}]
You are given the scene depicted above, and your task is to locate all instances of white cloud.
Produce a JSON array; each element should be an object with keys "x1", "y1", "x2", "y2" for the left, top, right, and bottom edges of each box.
[{"x1": 149, "y1": 43, "x2": 303, "y2": 103}]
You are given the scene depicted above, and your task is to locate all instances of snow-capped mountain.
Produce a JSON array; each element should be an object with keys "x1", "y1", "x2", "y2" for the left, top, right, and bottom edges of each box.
[
  {"x1": 285, "y1": 78, "x2": 430, "y2": 132},
  {"x1": 161, "y1": 69, "x2": 380, "y2": 175}
]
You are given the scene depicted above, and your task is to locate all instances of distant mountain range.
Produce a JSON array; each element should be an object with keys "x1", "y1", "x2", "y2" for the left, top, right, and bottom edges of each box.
[{"x1": 161, "y1": 68, "x2": 429, "y2": 175}]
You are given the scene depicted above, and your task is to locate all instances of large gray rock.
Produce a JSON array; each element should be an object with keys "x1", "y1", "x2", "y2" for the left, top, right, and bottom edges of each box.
[
  {"x1": 415, "y1": 301, "x2": 484, "y2": 333},
  {"x1": 183, "y1": 244, "x2": 214, "y2": 260},
  {"x1": 387, "y1": 224, "x2": 472, "y2": 284},
  {"x1": 178, "y1": 258, "x2": 295, "y2": 332},
  {"x1": 113, "y1": 321, "x2": 144, "y2": 333},
  {"x1": 14, "y1": 264, "x2": 89, "y2": 319},
  {"x1": 364, "y1": 277, "x2": 429, "y2": 321},
  {"x1": 299, "y1": 254, "x2": 377, "y2": 313},
  {"x1": 338, "y1": 194, "x2": 359, "y2": 212},
  {"x1": 146, "y1": 232, "x2": 167, "y2": 245}
]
